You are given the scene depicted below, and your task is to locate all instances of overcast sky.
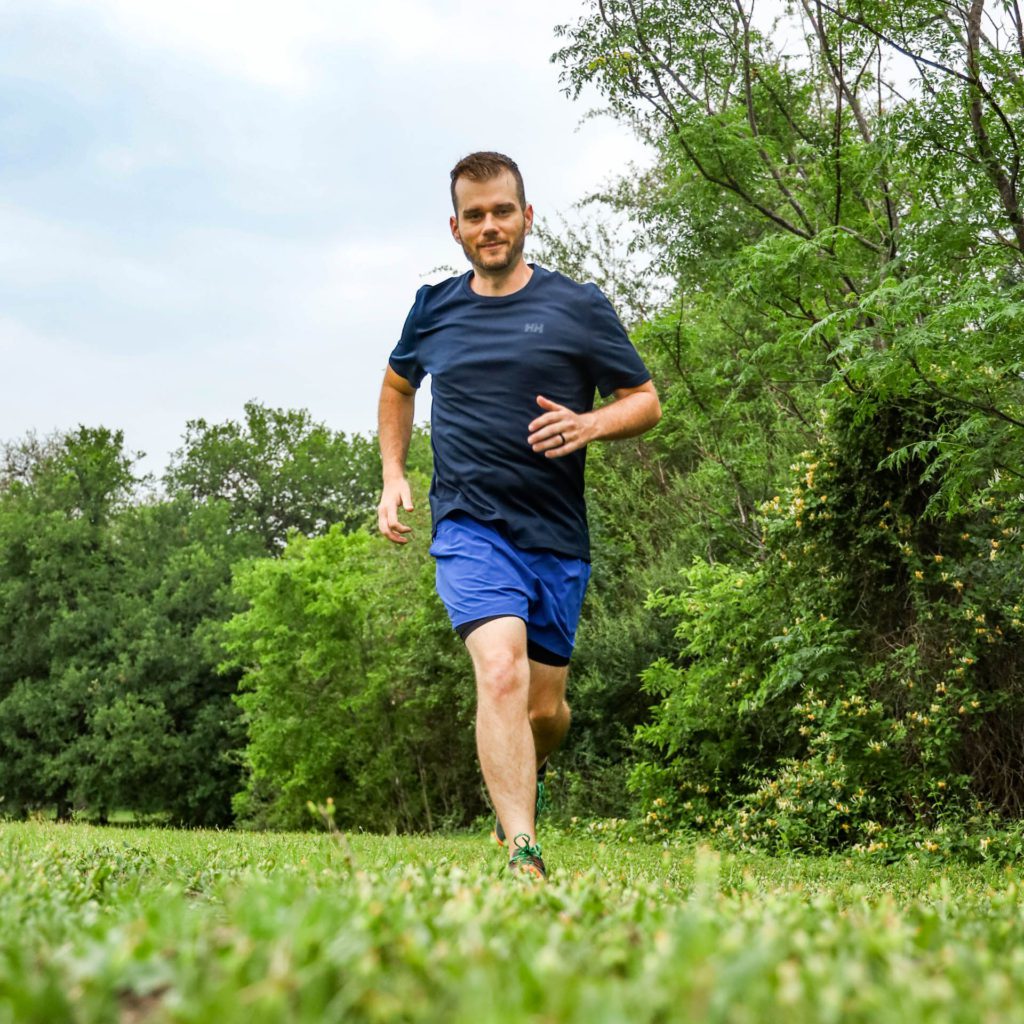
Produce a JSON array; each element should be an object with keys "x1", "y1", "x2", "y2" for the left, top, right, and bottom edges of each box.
[{"x1": 0, "y1": 0, "x2": 649, "y2": 475}]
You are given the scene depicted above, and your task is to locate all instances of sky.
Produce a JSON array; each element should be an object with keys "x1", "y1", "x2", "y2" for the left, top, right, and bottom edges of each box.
[{"x1": 0, "y1": 0, "x2": 649, "y2": 475}]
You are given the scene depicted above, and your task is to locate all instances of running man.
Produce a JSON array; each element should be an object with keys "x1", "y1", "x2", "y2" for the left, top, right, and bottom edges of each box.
[{"x1": 377, "y1": 152, "x2": 660, "y2": 879}]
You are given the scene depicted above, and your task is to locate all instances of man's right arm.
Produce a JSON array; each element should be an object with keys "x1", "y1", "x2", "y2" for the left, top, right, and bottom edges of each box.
[{"x1": 377, "y1": 365, "x2": 418, "y2": 543}]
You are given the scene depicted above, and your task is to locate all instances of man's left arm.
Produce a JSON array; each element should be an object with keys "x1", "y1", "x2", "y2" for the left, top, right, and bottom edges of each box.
[{"x1": 527, "y1": 381, "x2": 661, "y2": 457}]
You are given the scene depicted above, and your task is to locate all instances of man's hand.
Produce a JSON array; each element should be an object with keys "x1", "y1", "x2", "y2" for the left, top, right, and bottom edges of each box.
[
  {"x1": 377, "y1": 477, "x2": 415, "y2": 543},
  {"x1": 377, "y1": 365, "x2": 417, "y2": 542},
  {"x1": 528, "y1": 382, "x2": 661, "y2": 458},
  {"x1": 528, "y1": 396, "x2": 598, "y2": 458}
]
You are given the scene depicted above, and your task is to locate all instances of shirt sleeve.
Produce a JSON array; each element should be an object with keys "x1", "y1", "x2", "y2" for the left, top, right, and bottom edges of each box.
[
  {"x1": 585, "y1": 285, "x2": 652, "y2": 397},
  {"x1": 387, "y1": 287, "x2": 429, "y2": 388}
]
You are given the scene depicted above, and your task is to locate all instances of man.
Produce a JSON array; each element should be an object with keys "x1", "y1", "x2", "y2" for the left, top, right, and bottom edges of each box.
[{"x1": 377, "y1": 152, "x2": 660, "y2": 879}]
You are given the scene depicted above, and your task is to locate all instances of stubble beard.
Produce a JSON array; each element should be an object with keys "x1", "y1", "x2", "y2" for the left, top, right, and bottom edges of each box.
[{"x1": 462, "y1": 225, "x2": 527, "y2": 277}]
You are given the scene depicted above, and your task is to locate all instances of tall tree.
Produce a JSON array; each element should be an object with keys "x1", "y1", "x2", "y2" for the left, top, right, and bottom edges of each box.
[
  {"x1": 550, "y1": 0, "x2": 1024, "y2": 842},
  {"x1": 164, "y1": 401, "x2": 428, "y2": 553},
  {"x1": 0, "y1": 428, "x2": 137, "y2": 819}
]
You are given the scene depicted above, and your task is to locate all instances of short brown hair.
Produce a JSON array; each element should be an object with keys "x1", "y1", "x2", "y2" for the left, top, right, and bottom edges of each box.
[{"x1": 449, "y1": 151, "x2": 526, "y2": 215}]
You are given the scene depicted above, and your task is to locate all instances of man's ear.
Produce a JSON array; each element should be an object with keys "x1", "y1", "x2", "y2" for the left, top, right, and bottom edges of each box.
[
  {"x1": 524, "y1": 203, "x2": 534, "y2": 234},
  {"x1": 449, "y1": 214, "x2": 461, "y2": 243}
]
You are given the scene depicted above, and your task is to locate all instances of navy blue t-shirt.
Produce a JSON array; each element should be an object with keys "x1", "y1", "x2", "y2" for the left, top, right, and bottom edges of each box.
[{"x1": 388, "y1": 265, "x2": 651, "y2": 560}]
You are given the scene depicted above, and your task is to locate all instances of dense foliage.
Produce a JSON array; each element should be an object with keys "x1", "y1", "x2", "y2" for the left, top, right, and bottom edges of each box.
[
  {"x1": 0, "y1": 406, "x2": 401, "y2": 825},
  {"x1": 551, "y1": 0, "x2": 1024, "y2": 849},
  {"x1": 0, "y1": 427, "x2": 252, "y2": 824},
  {"x1": 222, "y1": 480, "x2": 481, "y2": 832}
]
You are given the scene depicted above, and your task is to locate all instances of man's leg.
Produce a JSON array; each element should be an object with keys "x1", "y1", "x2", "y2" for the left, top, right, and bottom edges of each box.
[
  {"x1": 528, "y1": 659, "x2": 571, "y2": 767},
  {"x1": 465, "y1": 616, "x2": 538, "y2": 847}
]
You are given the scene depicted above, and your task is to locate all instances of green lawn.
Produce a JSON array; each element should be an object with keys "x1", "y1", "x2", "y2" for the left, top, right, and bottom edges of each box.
[{"x1": 2, "y1": 822, "x2": 1023, "y2": 1022}]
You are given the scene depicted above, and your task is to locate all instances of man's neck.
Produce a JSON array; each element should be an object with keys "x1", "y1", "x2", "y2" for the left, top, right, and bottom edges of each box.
[{"x1": 469, "y1": 259, "x2": 533, "y2": 297}]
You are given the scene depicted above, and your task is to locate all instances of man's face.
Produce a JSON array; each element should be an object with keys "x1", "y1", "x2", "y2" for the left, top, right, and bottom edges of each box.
[{"x1": 450, "y1": 171, "x2": 533, "y2": 275}]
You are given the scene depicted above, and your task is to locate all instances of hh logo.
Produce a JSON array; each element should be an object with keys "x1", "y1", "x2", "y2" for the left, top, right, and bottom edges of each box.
[{"x1": 524, "y1": 322, "x2": 545, "y2": 334}]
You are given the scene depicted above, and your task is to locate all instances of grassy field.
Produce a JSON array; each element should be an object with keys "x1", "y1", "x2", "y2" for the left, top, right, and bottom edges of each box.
[{"x1": 3, "y1": 822, "x2": 1024, "y2": 1023}]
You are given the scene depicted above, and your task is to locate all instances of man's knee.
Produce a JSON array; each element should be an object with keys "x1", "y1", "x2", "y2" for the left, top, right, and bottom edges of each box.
[
  {"x1": 529, "y1": 695, "x2": 569, "y2": 729},
  {"x1": 474, "y1": 648, "x2": 529, "y2": 703},
  {"x1": 528, "y1": 662, "x2": 570, "y2": 725}
]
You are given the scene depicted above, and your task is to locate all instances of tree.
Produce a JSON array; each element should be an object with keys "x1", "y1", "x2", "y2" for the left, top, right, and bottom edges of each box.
[
  {"x1": 550, "y1": 0, "x2": 1024, "y2": 843},
  {"x1": 73, "y1": 496, "x2": 253, "y2": 824},
  {"x1": 0, "y1": 428, "x2": 138, "y2": 820},
  {"x1": 555, "y1": 0, "x2": 1024, "y2": 508},
  {"x1": 164, "y1": 401, "x2": 430, "y2": 553}
]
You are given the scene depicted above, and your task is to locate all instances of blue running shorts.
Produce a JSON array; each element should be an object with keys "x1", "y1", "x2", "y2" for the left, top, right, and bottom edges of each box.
[{"x1": 429, "y1": 512, "x2": 591, "y2": 667}]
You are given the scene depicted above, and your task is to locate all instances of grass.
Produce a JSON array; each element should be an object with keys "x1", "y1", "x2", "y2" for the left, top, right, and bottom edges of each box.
[{"x1": 2, "y1": 821, "x2": 1024, "y2": 1022}]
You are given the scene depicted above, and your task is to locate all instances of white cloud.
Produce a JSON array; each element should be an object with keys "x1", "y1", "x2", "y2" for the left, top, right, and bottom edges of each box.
[
  {"x1": 46, "y1": 0, "x2": 587, "y2": 92},
  {"x1": 0, "y1": 204, "x2": 182, "y2": 308},
  {"x1": 0, "y1": 316, "x2": 168, "y2": 459},
  {"x1": 51, "y1": 0, "x2": 334, "y2": 92}
]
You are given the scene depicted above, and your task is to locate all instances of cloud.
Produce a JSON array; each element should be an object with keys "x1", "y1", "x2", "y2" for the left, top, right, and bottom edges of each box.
[
  {"x1": 0, "y1": 315, "x2": 171, "y2": 461},
  {"x1": 45, "y1": 0, "x2": 582, "y2": 92},
  {"x1": 49, "y1": 0, "x2": 333, "y2": 93}
]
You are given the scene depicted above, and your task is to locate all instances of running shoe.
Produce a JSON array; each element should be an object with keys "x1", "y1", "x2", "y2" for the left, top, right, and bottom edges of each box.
[
  {"x1": 507, "y1": 833, "x2": 546, "y2": 880},
  {"x1": 493, "y1": 760, "x2": 549, "y2": 848}
]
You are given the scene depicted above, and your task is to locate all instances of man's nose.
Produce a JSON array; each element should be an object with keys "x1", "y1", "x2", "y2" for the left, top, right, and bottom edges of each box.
[{"x1": 481, "y1": 213, "x2": 500, "y2": 233}]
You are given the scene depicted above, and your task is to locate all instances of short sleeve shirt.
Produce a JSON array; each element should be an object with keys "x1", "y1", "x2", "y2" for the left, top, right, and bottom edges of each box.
[{"x1": 388, "y1": 265, "x2": 651, "y2": 560}]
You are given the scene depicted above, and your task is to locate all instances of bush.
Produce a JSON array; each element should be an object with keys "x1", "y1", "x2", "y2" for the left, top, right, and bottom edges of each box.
[
  {"x1": 632, "y1": 401, "x2": 1024, "y2": 852},
  {"x1": 223, "y1": 485, "x2": 483, "y2": 833}
]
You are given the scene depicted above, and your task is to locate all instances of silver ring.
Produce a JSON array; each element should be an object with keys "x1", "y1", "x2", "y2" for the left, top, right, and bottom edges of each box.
[{"x1": 558, "y1": 432, "x2": 566, "y2": 446}]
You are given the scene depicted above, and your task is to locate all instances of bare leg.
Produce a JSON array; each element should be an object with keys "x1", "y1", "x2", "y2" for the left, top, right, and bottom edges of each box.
[
  {"x1": 528, "y1": 659, "x2": 571, "y2": 767},
  {"x1": 465, "y1": 617, "x2": 537, "y2": 847}
]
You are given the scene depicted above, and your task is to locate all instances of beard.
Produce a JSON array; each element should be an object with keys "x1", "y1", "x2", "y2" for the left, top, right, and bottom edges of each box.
[{"x1": 461, "y1": 223, "x2": 527, "y2": 275}]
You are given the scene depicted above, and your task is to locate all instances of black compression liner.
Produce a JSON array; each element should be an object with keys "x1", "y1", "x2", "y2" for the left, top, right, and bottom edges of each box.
[{"x1": 455, "y1": 616, "x2": 571, "y2": 667}]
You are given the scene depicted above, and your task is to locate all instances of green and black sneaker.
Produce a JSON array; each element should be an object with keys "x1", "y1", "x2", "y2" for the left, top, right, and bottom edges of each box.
[
  {"x1": 507, "y1": 833, "x2": 546, "y2": 880},
  {"x1": 493, "y1": 760, "x2": 549, "y2": 848}
]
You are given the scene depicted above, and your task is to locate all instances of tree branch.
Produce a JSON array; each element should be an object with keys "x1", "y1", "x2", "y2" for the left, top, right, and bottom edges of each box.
[
  {"x1": 906, "y1": 352, "x2": 1024, "y2": 430},
  {"x1": 736, "y1": 0, "x2": 818, "y2": 235},
  {"x1": 966, "y1": 0, "x2": 1024, "y2": 248},
  {"x1": 814, "y1": 0, "x2": 974, "y2": 84}
]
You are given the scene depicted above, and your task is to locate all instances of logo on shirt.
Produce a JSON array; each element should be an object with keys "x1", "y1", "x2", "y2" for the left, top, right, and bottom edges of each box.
[{"x1": 524, "y1": 322, "x2": 545, "y2": 334}]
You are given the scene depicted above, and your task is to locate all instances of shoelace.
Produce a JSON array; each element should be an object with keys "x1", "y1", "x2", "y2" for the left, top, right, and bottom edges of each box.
[
  {"x1": 535, "y1": 778, "x2": 551, "y2": 818},
  {"x1": 510, "y1": 833, "x2": 544, "y2": 865}
]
